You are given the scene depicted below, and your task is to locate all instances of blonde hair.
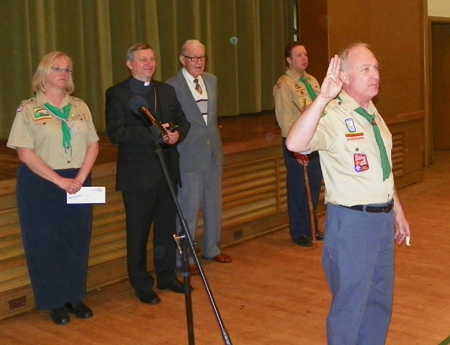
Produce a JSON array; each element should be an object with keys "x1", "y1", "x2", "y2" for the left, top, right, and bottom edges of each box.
[{"x1": 32, "y1": 51, "x2": 75, "y2": 94}]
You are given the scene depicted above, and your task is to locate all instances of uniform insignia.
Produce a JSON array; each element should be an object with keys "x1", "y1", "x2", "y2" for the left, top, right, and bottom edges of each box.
[
  {"x1": 69, "y1": 113, "x2": 87, "y2": 125},
  {"x1": 16, "y1": 105, "x2": 24, "y2": 113},
  {"x1": 33, "y1": 107, "x2": 52, "y2": 120},
  {"x1": 299, "y1": 97, "x2": 311, "y2": 108},
  {"x1": 276, "y1": 83, "x2": 282, "y2": 89},
  {"x1": 354, "y1": 153, "x2": 369, "y2": 172},
  {"x1": 345, "y1": 118, "x2": 356, "y2": 132},
  {"x1": 345, "y1": 132, "x2": 364, "y2": 141},
  {"x1": 300, "y1": 97, "x2": 307, "y2": 108}
]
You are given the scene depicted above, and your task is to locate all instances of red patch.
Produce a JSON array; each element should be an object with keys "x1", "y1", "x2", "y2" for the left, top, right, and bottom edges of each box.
[{"x1": 354, "y1": 153, "x2": 369, "y2": 172}]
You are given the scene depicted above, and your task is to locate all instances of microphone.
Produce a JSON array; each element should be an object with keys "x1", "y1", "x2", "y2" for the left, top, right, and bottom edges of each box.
[{"x1": 129, "y1": 95, "x2": 169, "y2": 143}]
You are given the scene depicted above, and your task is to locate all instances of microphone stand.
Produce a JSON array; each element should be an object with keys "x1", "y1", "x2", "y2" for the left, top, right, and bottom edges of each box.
[{"x1": 150, "y1": 130, "x2": 233, "y2": 345}]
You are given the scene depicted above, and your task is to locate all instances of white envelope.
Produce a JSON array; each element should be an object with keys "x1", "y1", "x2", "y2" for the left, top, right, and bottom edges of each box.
[{"x1": 67, "y1": 187, "x2": 106, "y2": 204}]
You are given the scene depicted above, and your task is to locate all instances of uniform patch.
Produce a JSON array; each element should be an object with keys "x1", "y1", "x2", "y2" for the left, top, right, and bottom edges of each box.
[
  {"x1": 354, "y1": 153, "x2": 369, "y2": 172},
  {"x1": 70, "y1": 113, "x2": 87, "y2": 121},
  {"x1": 16, "y1": 105, "x2": 24, "y2": 113},
  {"x1": 276, "y1": 82, "x2": 283, "y2": 89},
  {"x1": 299, "y1": 96, "x2": 311, "y2": 108},
  {"x1": 33, "y1": 107, "x2": 52, "y2": 120},
  {"x1": 345, "y1": 132, "x2": 364, "y2": 140},
  {"x1": 345, "y1": 118, "x2": 356, "y2": 132}
]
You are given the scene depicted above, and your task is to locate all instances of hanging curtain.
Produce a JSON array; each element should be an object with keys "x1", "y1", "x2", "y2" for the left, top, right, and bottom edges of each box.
[{"x1": 0, "y1": 0, "x2": 290, "y2": 138}]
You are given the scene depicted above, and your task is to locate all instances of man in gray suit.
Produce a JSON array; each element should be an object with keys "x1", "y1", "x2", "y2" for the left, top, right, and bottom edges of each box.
[{"x1": 166, "y1": 39, "x2": 232, "y2": 275}]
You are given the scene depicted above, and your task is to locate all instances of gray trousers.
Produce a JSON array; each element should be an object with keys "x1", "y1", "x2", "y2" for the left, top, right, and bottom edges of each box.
[
  {"x1": 323, "y1": 203, "x2": 394, "y2": 345},
  {"x1": 177, "y1": 163, "x2": 223, "y2": 263}
]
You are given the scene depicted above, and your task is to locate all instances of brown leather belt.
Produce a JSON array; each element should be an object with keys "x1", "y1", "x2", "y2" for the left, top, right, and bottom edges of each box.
[{"x1": 341, "y1": 201, "x2": 394, "y2": 213}]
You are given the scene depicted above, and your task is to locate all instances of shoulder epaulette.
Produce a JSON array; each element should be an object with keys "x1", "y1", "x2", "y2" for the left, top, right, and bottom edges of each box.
[{"x1": 70, "y1": 96, "x2": 82, "y2": 102}]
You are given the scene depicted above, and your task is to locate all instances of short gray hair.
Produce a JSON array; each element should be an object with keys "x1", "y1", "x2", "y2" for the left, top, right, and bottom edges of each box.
[
  {"x1": 126, "y1": 43, "x2": 153, "y2": 61},
  {"x1": 180, "y1": 39, "x2": 205, "y2": 55},
  {"x1": 339, "y1": 42, "x2": 371, "y2": 71}
]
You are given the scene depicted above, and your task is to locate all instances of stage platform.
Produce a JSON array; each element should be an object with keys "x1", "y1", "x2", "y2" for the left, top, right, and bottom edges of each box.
[
  {"x1": 0, "y1": 111, "x2": 292, "y2": 320},
  {"x1": 0, "y1": 110, "x2": 424, "y2": 320},
  {"x1": 0, "y1": 111, "x2": 281, "y2": 179}
]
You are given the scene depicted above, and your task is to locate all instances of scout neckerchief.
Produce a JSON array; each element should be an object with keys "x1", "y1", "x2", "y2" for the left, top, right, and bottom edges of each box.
[
  {"x1": 354, "y1": 107, "x2": 391, "y2": 181},
  {"x1": 44, "y1": 102, "x2": 72, "y2": 153},
  {"x1": 299, "y1": 76, "x2": 317, "y2": 101}
]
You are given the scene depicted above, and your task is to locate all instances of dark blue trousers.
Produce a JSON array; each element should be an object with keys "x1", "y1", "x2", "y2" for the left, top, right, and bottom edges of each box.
[
  {"x1": 282, "y1": 139, "x2": 323, "y2": 239},
  {"x1": 16, "y1": 165, "x2": 92, "y2": 310}
]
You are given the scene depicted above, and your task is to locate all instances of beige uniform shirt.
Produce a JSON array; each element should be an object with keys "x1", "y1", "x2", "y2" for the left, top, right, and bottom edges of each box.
[
  {"x1": 7, "y1": 91, "x2": 99, "y2": 170},
  {"x1": 310, "y1": 90, "x2": 394, "y2": 206},
  {"x1": 273, "y1": 70, "x2": 320, "y2": 137}
]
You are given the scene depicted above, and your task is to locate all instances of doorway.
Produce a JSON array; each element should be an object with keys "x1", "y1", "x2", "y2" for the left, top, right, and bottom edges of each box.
[{"x1": 431, "y1": 21, "x2": 450, "y2": 150}]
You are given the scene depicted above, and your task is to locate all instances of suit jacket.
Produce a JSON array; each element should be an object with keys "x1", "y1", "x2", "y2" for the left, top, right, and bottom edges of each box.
[
  {"x1": 105, "y1": 77, "x2": 190, "y2": 191},
  {"x1": 165, "y1": 71, "x2": 224, "y2": 173}
]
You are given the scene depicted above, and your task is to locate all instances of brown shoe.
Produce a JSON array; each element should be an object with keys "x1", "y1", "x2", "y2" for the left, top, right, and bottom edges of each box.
[
  {"x1": 207, "y1": 252, "x2": 232, "y2": 263},
  {"x1": 189, "y1": 264, "x2": 200, "y2": 276}
]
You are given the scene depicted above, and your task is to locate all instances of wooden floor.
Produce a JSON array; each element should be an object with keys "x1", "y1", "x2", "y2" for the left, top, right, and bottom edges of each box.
[{"x1": 1, "y1": 149, "x2": 450, "y2": 344}]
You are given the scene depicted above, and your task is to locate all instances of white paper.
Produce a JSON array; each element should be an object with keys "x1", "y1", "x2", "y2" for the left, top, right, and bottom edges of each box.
[
  {"x1": 67, "y1": 187, "x2": 106, "y2": 204},
  {"x1": 405, "y1": 236, "x2": 411, "y2": 246}
]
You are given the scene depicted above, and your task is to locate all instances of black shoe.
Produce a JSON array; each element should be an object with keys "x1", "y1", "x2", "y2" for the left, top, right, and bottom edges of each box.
[
  {"x1": 157, "y1": 279, "x2": 193, "y2": 294},
  {"x1": 64, "y1": 301, "x2": 93, "y2": 319},
  {"x1": 50, "y1": 307, "x2": 70, "y2": 325},
  {"x1": 315, "y1": 230, "x2": 325, "y2": 241},
  {"x1": 135, "y1": 289, "x2": 161, "y2": 305},
  {"x1": 292, "y1": 236, "x2": 313, "y2": 247}
]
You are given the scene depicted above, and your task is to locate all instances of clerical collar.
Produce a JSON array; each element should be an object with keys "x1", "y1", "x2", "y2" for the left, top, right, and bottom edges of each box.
[{"x1": 130, "y1": 77, "x2": 152, "y2": 95}]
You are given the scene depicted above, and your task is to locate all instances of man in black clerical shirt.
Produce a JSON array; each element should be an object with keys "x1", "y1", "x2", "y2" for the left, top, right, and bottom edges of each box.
[{"x1": 105, "y1": 43, "x2": 190, "y2": 304}]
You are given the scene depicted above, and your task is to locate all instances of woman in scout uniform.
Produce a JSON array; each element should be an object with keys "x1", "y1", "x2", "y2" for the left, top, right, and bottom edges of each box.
[{"x1": 7, "y1": 52, "x2": 99, "y2": 325}]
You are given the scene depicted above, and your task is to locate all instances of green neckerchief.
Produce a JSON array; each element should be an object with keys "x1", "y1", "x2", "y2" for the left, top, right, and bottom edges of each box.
[
  {"x1": 44, "y1": 102, "x2": 72, "y2": 152},
  {"x1": 299, "y1": 76, "x2": 317, "y2": 101},
  {"x1": 354, "y1": 107, "x2": 391, "y2": 181}
]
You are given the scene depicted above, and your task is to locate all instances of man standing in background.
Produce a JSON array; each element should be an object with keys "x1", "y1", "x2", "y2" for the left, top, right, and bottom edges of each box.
[
  {"x1": 166, "y1": 40, "x2": 232, "y2": 275},
  {"x1": 273, "y1": 41, "x2": 324, "y2": 247}
]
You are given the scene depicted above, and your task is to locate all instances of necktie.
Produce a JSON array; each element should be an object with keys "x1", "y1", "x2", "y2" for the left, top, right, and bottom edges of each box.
[
  {"x1": 299, "y1": 77, "x2": 317, "y2": 101},
  {"x1": 354, "y1": 107, "x2": 391, "y2": 181},
  {"x1": 44, "y1": 102, "x2": 73, "y2": 152},
  {"x1": 194, "y1": 78, "x2": 203, "y2": 94}
]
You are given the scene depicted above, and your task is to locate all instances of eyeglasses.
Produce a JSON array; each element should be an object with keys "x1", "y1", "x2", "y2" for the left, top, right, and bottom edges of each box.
[
  {"x1": 182, "y1": 55, "x2": 207, "y2": 62},
  {"x1": 51, "y1": 67, "x2": 72, "y2": 74}
]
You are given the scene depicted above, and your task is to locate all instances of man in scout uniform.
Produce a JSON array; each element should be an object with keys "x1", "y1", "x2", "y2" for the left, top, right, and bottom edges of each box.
[
  {"x1": 286, "y1": 43, "x2": 411, "y2": 345},
  {"x1": 273, "y1": 41, "x2": 324, "y2": 247}
]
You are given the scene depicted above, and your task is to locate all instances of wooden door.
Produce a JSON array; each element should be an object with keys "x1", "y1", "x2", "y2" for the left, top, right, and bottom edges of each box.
[{"x1": 431, "y1": 22, "x2": 450, "y2": 149}]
